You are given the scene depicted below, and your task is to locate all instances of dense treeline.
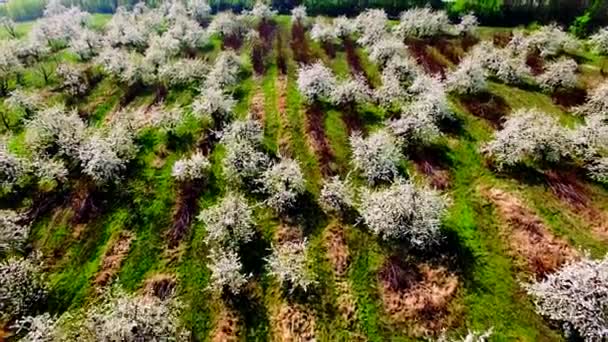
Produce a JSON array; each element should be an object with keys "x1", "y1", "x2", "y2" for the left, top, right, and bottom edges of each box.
[{"x1": 0, "y1": 0, "x2": 606, "y2": 32}]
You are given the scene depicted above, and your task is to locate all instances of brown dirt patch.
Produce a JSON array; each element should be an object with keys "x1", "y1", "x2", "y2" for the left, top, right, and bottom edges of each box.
[
  {"x1": 526, "y1": 51, "x2": 544, "y2": 76},
  {"x1": 223, "y1": 33, "x2": 243, "y2": 50},
  {"x1": 276, "y1": 76, "x2": 292, "y2": 157},
  {"x1": 551, "y1": 87, "x2": 587, "y2": 108},
  {"x1": 379, "y1": 258, "x2": 459, "y2": 336},
  {"x1": 272, "y1": 304, "x2": 316, "y2": 342},
  {"x1": 143, "y1": 273, "x2": 177, "y2": 300},
  {"x1": 167, "y1": 181, "x2": 204, "y2": 248},
  {"x1": 406, "y1": 38, "x2": 447, "y2": 78},
  {"x1": 94, "y1": 231, "x2": 134, "y2": 287},
  {"x1": 305, "y1": 103, "x2": 335, "y2": 176},
  {"x1": 276, "y1": 33, "x2": 288, "y2": 75},
  {"x1": 212, "y1": 307, "x2": 241, "y2": 342},
  {"x1": 70, "y1": 181, "x2": 101, "y2": 224},
  {"x1": 276, "y1": 225, "x2": 303, "y2": 245},
  {"x1": 493, "y1": 32, "x2": 513, "y2": 48},
  {"x1": 432, "y1": 37, "x2": 464, "y2": 64},
  {"x1": 324, "y1": 224, "x2": 350, "y2": 277},
  {"x1": 544, "y1": 171, "x2": 608, "y2": 238},
  {"x1": 291, "y1": 22, "x2": 311, "y2": 64},
  {"x1": 250, "y1": 86, "x2": 266, "y2": 124},
  {"x1": 484, "y1": 187, "x2": 578, "y2": 277},
  {"x1": 252, "y1": 42, "x2": 266, "y2": 75},
  {"x1": 459, "y1": 91, "x2": 510, "y2": 128}
]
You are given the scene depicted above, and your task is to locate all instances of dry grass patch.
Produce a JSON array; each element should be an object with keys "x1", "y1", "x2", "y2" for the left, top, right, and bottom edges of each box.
[
  {"x1": 276, "y1": 75, "x2": 292, "y2": 157},
  {"x1": 249, "y1": 85, "x2": 266, "y2": 124},
  {"x1": 143, "y1": 273, "x2": 176, "y2": 300},
  {"x1": 272, "y1": 303, "x2": 316, "y2": 342},
  {"x1": 94, "y1": 231, "x2": 134, "y2": 288},
  {"x1": 484, "y1": 187, "x2": 578, "y2": 277},
  {"x1": 379, "y1": 258, "x2": 459, "y2": 336},
  {"x1": 324, "y1": 224, "x2": 350, "y2": 276},
  {"x1": 544, "y1": 171, "x2": 608, "y2": 239},
  {"x1": 211, "y1": 306, "x2": 241, "y2": 342}
]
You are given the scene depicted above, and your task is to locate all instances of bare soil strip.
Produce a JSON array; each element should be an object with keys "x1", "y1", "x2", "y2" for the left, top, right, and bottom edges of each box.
[
  {"x1": 250, "y1": 85, "x2": 266, "y2": 124},
  {"x1": 304, "y1": 104, "x2": 335, "y2": 176},
  {"x1": 94, "y1": 231, "x2": 134, "y2": 287},
  {"x1": 484, "y1": 187, "x2": 579, "y2": 277},
  {"x1": 211, "y1": 306, "x2": 241, "y2": 342},
  {"x1": 272, "y1": 303, "x2": 316, "y2": 342}
]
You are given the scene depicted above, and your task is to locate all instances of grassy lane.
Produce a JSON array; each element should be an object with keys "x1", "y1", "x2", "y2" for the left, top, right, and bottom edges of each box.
[{"x1": 262, "y1": 64, "x2": 280, "y2": 154}]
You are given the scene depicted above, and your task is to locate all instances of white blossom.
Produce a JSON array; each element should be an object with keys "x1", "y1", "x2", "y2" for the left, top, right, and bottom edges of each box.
[
  {"x1": 32, "y1": 157, "x2": 69, "y2": 185},
  {"x1": 446, "y1": 55, "x2": 487, "y2": 95},
  {"x1": 0, "y1": 257, "x2": 47, "y2": 321},
  {"x1": 266, "y1": 239, "x2": 315, "y2": 292},
  {"x1": 221, "y1": 119, "x2": 264, "y2": 147},
  {"x1": 223, "y1": 140, "x2": 269, "y2": 187},
  {"x1": 186, "y1": 0, "x2": 211, "y2": 24},
  {"x1": 483, "y1": 108, "x2": 571, "y2": 169},
  {"x1": 310, "y1": 19, "x2": 337, "y2": 43},
  {"x1": 261, "y1": 158, "x2": 306, "y2": 213},
  {"x1": 105, "y1": 8, "x2": 148, "y2": 49},
  {"x1": 13, "y1": 313, "x2": 59, "y2": 342},
  {"x1": 207, "y1": 247, "x2": 249, "y2": 294},
  {"x1": 69, "y1": 29, "x2": 103, "y2": 61},
  {"x1": 537, "y1": 58, "x2": 578, "y2": 92},
  {"x1": 25, "y1": 106, "x2": 86, "y2": 159},
  {"x1": 143, "y1": 33, "x2": 180, "y2": 68},
  {"x1": 297, "y1": 62, "x2": 337, "y2": 103},
  {"x1": 387, "y1": 108, "x2": 442, "y2": 146},
  {"x1": 291, "y1": 6, "x2": 307, "y2": 24},
  {"x1": 205, "y1": 50, "x2": 241, "y2": 89},
  {"x1": 78, "y1": 134, "x2": 126, "y2": 185},
  {"x1": 575, "y1": 81, "x2": 608, "y2": 116},
  {"x1": 319, "y1": 176, "x2": 355, "y2": 215},
  {"x1": 589, "y1": 27, "x2": 608, "y2": 55},
  {"x1": 0, "y1": 17, "x2": 17, "y2": 39},
  {"x1": 0, "y1": 143, "x2": 27, "y2": 188},
  {"x1": 158, "y1": 58, "x2": 208, "y2": 86},
  {"x1": 571, "y1": 114, "x2": 608, "y2": 161},
  {"x1": 409, "y1": 74, "x2": 452, "y2": 121},
  {"x1": 354, "y1": 9, "x2": 388, "y2": 48},
  {"x1": 350, "y1": 129, "x2": 403, "y2": 185},
  {"x1": 0, "y1": 210, "x2": 29, "y2": 254},
  {"x1": 56, "y1": 64, "x2": 89, "y2": 96},
  {"x1": 208, "y1": 11, "x2": 246, "y2": 39},
  {"x1": 199, "y1": 192, "x2": 255, "y2": 248},
  {"x1": 359, "y1": 179, "x2": 447, "y2": 247},
  {"x1": 171, "y1": 151, "x2": 211, "y2": 182},
  {"x1": 526, "y1": 24, "x2": 579, "y2": 58},
  {"x1": 438, "y1": 328, "x2": 493, "y2": 342},
  {"x1": 393, "y1": 7, "x2": 450, "y2": 39},
  {"x1": 586, "y1": 157, "x2": 608, "y2": 183},
  {"x1": 167, "y1": 16, "x2": 209, "y2": 51},
  {"x1": 331, "y1": 75, "x2": 372, "y2": 106},
  {"x1": 367, "y1": 36, "x2": 408, "y2": 68},
  {"x1": 86, "y1": 287, "x2": 188, "y2": 341},
  {"x1": 96, "y1": 47, "x2": 130, "y2": 78},
  {"x1": 333, "y1": 16, "x2": 357, "y2": 39},
  {"x1": 456, "y1": 13, "x2": 478, "y2": 36},
  {"x1": 192, "y1": 87, "x2": 235, "y2": 124},
  {"x1": 525, "y1": 255, "x2": 608, "y2": 341},
  {"x1": 245, "y1": 1, "x2": 277, "y2": 22}
]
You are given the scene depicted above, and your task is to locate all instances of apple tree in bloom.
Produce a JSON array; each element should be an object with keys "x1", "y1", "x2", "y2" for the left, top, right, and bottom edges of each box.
[
  {"x1": 186, "y1": 0, "x2": 212, "y2": 24},
  {"x1": 0, "y1": 257, "x2": 47, "y2": 322},
  {"x1": 199, "y1": 192, "x2": 256, "y2": 248},
  {"x1": 526, "y1": 24, "x2": 579, "y2": 58},
  {"x1": 575, "y1": 81, "x2": 608, "y2": 116},
  {"x1": 32, "y1": 157, "x2": 69, "y2": 187},
  {"x1": 266, "y1": 239, "x2": 316, "y2": 292},
  {"x1": 333, "y1": 16, "x2": 357, "y2": 39},
  {"x1": 206, "y1": 50, "x2": 242, "y2": 89},
  {"x1": 359, "y1": 179, "x2": 447, "y2": 248},
  {"x1": 483, "y1": 109, "x2": 571, "y2": 169},
  {"x1": 571, "y1": 114, "x2": 608, "y2": 161},
  {"x1": 13, "y1": 313, "x2": 61, "y2": 342},
  {"x1": 319, "y1": 176, "x2": 355, "y2": 215},
  {"x1": 167, "y1": 15, "x2": 209, "y2": 52},
  {"x1": 221, "y1": 119, "x2": 269, "y2": 186},
  {"x1": 245, "y1": 1, "x2": 277, "y2": 22},
  {"x1": 409, "y1": 74, "x2": 453, "y2": 121},
  {"x1": 456, "y1": 13, "x2": 478, "y2": 36},
  {"x1": 84, "y1": 287, "x2": 189, "y2": 341},
  {"x1": 297, "y1": 62, "x2": 337, "y2": 103},
  {"x1": 586, "y1": 157, "x2": 608, "y2": 184},
  {"x1": 261, "y1": 158, "x2": 306, "y2": 213},
  {"x1": 589, "y1": 27, "x2": 608, "y2": 55},
  {"x1": 192, "y1": 87, "x2": 235, "y2": 125},
  {"x1": 0, "y1": 209, "x2": 29, "y2": 255},
  {"x1": 387, "y1": 107, "x2": 442, "y2": 147},
  {"x1": 208, "y1": 11, "x2": 247, "y2": 41},
  {"x1": 25, "y1": 106, "x2": 86, "y2": 159},
  {"x1": 4, "y1": 89, "x2": 42, "y2": 121},
  {"x1": 0, "y1": 40, "x2": 23, "y2": 96},
  {"x1": 367, "y1": 36, "x2": 408, "y2": 68},
  {"x1": 0, "y1": 17, "x2": 17, "y2": 39},
  {"x1": 0, "y1": 143, "x2": 27, "y2": 188},
  {"x1": 310, "y1": 19, "x2": 337, "y2": 43},
  {"x1": 331, "y1": 75, "x2": 372, "y2": 107},
  {"x1": 158, "y1": 58, "x2": 208, "y2": 87},
  {"x1": 171, "y1": 151, "x2": 211, "y2": 183},
  {"x1": 393, "y1": 7, "x2": 450, "y2": 39},
  {"x1": 350, "y1": 129, "x2": 403, "y2": 185},
  {"x1": 207, "y1": 247, "x2": 250, "y2": 295},
  {"x1": 446, "y1": 55, "x2": 487, "y2": 95},
  {"x1": 537, "y1": 58, "x2": 578, "y2": 92},
  {"x1": 105, "y1": 8, "x2": 148, "y2": 50},
  {"x1": 56, "y1": 63, "x2": 89, "y2": 97},
  {"x1": 69, "y1": 29, "x2": 103, "y2": 61},
  {"x1": 525, "y1": 255, "x2": 608, "y2": 341},
  {"x1": 291, "y1": 5, "x2": 307, "y2": 24},
  {"x1": 355, "y1": 9, "x2": 388, "y2": 48}
]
